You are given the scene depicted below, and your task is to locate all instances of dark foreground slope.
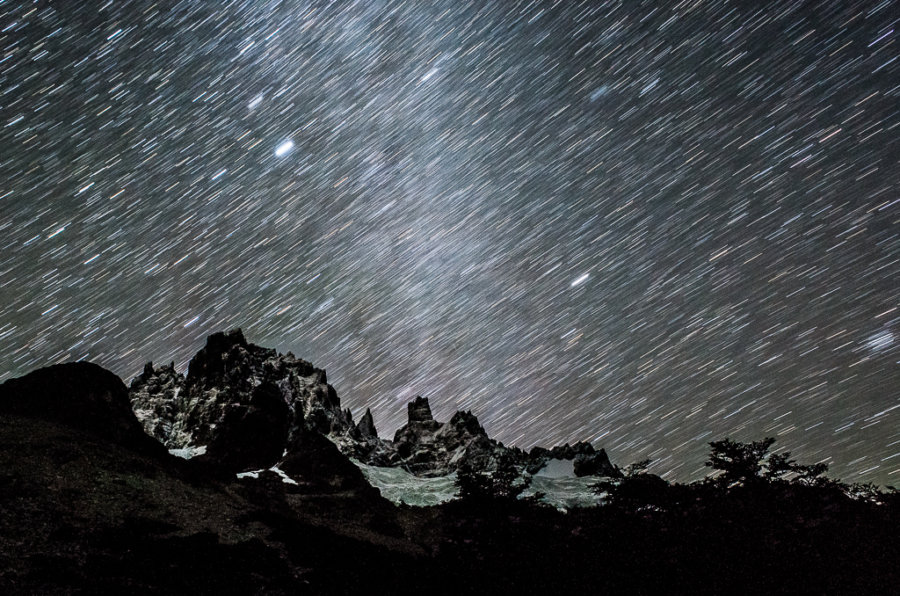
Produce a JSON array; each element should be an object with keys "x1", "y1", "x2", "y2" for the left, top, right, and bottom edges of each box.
[
  {"x1": 1, "y1": 362, "x2": 897, "y2": 595},
  {"x1": 0, "y1": 363, "x2": 432, "y2": 594},
  {"x1": 429, "y1": 487, "x2": 900, "y2": 595}
]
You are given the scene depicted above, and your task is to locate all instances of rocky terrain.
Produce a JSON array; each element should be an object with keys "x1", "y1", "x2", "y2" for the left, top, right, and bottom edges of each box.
[{"x1": 129, "y1": 329, "x2": 356, "y2": 472}]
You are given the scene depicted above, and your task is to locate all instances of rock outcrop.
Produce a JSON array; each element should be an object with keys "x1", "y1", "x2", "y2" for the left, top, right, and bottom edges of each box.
[
  {"x1": 129, "y1": 361, "x2": 184, "y2": 443},
  {"x1": 383, "y1": 397, "x2": 508, "y2": 477},
  {"x1": 199, "y1": 378, "x2": 291, "y2": 472},
  {"x1": 573, "y1": 449, "x2": 619, "y2": 477},
  {"x1": 280, "y1": 427, "x2": 379, "y2": 496},
  {"x1": 356, "y1": 408, "x2": 377, "y2": 440},
  {"x1": 406, "y1": 396, "x2": 438, "y2": 426},
  {"x1": 4, "y1": 361, "x2": 898, "y2": 594}
]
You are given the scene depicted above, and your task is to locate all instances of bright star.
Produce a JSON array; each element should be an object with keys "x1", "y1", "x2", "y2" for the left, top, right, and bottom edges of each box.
[
  {"x1": 865, "y1": 330, "x2": 894, "y2": 353},
  {"x1": 274, "y1": 139, "x2": 294, "y2": 157},
  {"x1": 570, "y1": 273, "x2": 590, "y2": 287}
]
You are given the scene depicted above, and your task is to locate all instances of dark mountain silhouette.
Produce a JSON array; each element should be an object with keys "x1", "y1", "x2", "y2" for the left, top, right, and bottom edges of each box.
[
  {"x1": 1, "y1": 330, "x2": 897, "y2": 594},
  {"x1": 0, "y1": 362, "x2": 167, "y2": 457}
]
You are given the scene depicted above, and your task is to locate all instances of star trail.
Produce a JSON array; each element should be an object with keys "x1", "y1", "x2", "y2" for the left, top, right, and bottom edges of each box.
[{"x1": 1, "y1": 1, "x2": 897, "y2": 485}]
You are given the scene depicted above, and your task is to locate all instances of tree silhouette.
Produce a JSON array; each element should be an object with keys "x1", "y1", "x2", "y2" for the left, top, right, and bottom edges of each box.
[
  {"x1": 623, "y1": 458, "x2": 651, "y2": 477},
  {"x1": 592, "y1": 457, "x2": 671, "y2": 509},
  {"x1": 455, "y1": 452, "x2": 530, "y2": 502},
  {"x1": 705, "y1": 437, "x2": 829, "y2": 488}
]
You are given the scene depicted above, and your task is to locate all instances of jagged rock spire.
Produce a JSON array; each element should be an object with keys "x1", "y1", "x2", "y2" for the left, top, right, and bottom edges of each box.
[
  {"x1": 407, "y1": 396, "x2": 434, "y2": 423},
  {"x1": 356, "y1": 408, "x2": 378, "y2": 439},
  {"x1": 186, "y1": 328, "x2": 251, "y2": 382}
]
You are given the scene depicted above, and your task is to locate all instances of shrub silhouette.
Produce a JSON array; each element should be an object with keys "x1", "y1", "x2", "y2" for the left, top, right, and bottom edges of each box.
[
  {"x1": 455, "y1": 452, "x2": 531, "y2": 502},
  {"x1": 592, "y1": 458, "x2": 671, "y2": 510}
]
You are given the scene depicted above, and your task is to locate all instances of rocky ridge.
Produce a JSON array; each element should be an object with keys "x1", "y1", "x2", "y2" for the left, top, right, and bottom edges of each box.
[{"x1": 129, "y1": 329, "x2": 620, "y2": 480}]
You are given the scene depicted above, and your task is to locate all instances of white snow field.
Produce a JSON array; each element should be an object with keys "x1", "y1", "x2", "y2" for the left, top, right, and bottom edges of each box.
[{"x1": 355, "y1": 458, "x2": 602, "y2": 510}]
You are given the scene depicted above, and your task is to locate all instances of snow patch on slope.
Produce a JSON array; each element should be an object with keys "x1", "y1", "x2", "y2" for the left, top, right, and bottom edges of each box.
[
  {"x1": 524, "y1": 474, "x2": 601, "y2": 510},
  {"x1": 236, "y1": 465, "x2": 299, "y2": 485},
  {"x1": 168, "y1": 445, "x2": 207, "y2": 459},
  {"x1": 355, "y1": 461, "x2": 458, "y2": 507},
  {"x1": 534, "y1": 458, "x2": 575, "y2": 478}
]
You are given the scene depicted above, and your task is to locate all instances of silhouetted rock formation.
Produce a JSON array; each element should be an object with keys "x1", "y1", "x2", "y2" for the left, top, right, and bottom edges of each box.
[
  {"x1": 130, "y1": 361, "x2": 184, "y2": 442},
  {"x1": 0, "y1": 362, "x2": 166, "y2": 457},
  {"x1": 280, "y1": 427, "x2": 380, "y2": 496},
  {"x1": 0, "y1": 362, "x2": 418, "y2": 594},
  {"x1": 384, "y1": 397, "x2": 507, "y2": 477},
  {"x1": 3, "y1": 341, "x2": 898, "y2": 594},
  {"x1": 574, "y1": 448, "x2": 618, "y2": 477},
  {"x1": 199, "y1": 378, "x2": 291, "y2": 472},
  {"x1": 527, "y1": 442, "x2": 620, "y2": 477},
  {"x1": 406, "y1": 395, "x2": 438, "y2": 425},
  {"x1": 356, "y1": 407, "x2": 378, "y2": 439}
]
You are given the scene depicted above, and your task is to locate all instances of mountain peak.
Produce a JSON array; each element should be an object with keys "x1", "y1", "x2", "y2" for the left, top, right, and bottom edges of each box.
[
  {"x1": 185, "y1": 329, "x2": 253, "y2": 383},
  {"x1": 129, "y1": 330, "x2": 353, "y2": 472},
  {"x1": 128, "y1": 331, "x2": 621, "y2": 481},
  {"x1": 212, "y1": 328, "x2": 248, "y2": 349}
]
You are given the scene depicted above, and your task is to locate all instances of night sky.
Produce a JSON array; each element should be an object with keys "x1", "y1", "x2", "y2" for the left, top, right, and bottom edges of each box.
[{"x1": 1, "y1": 1, "x2": 897, "y2": 486}]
